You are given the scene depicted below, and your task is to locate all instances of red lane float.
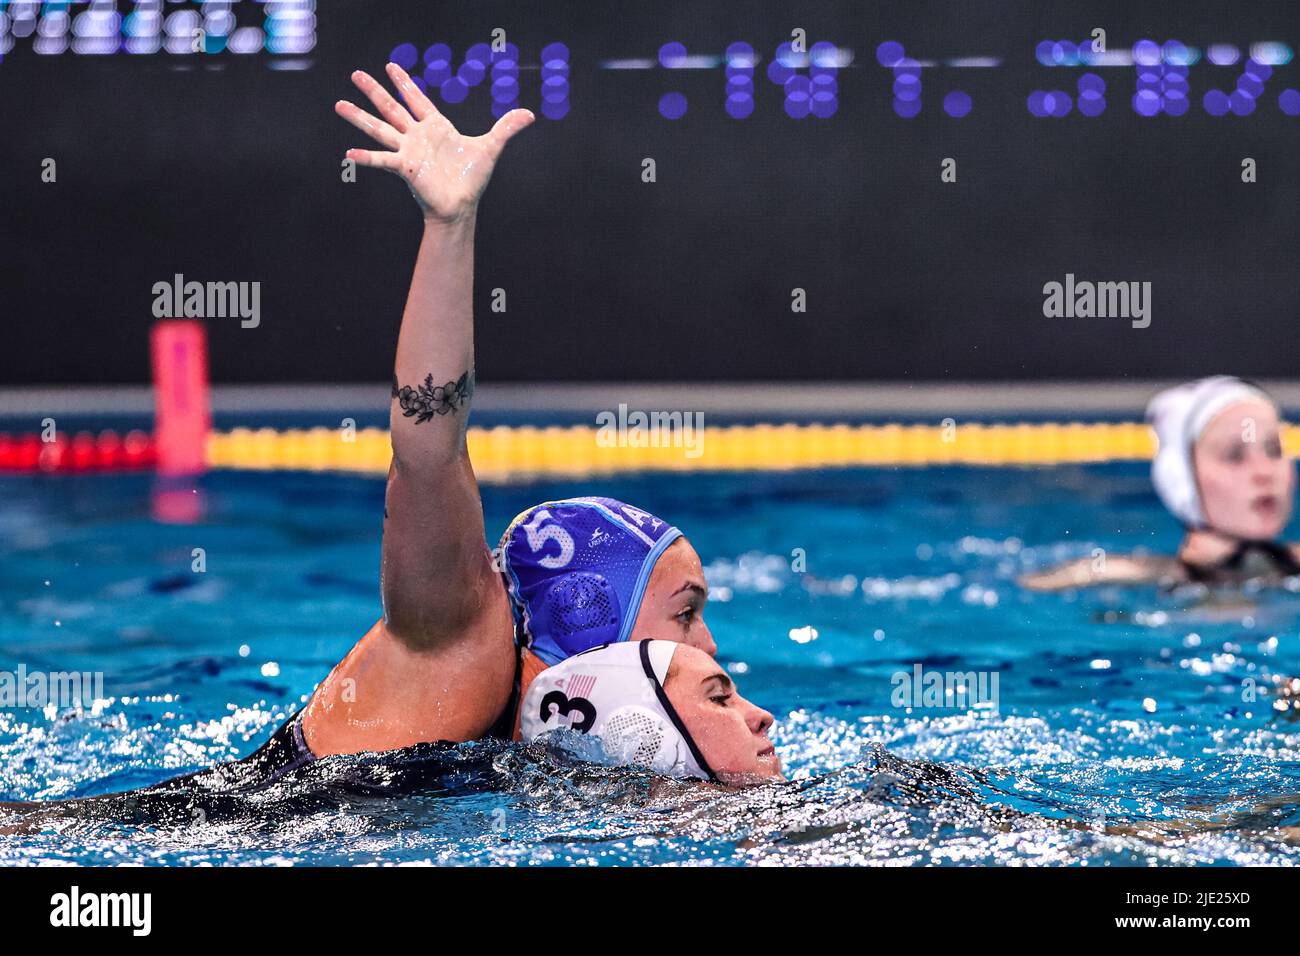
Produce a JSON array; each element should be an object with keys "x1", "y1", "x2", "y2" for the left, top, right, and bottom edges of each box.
[
  {"x1": 0, "y1": 430, "x2": 156, "y2": 473},
  {"x1": 0, "y1": 319, "x2": 208, "y2": 475}
]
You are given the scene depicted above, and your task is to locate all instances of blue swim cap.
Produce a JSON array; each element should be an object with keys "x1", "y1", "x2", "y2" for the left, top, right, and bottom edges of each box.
[{"x1": 498, "y1": 497, "x2": 683, "y2": 666}]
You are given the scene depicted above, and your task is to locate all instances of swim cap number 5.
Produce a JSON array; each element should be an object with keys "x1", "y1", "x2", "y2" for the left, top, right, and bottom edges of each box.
[{"x1": 521, "y1": 509, "x2": 575, "y2": 569}]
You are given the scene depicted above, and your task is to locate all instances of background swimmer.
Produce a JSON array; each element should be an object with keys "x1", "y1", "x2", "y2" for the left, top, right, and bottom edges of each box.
[{"x1": 1021, "y1": 376, "x2": 1300, "y2": 591}]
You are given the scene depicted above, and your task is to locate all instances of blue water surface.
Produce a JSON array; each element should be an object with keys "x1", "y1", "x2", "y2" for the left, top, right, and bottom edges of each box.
[{"x1": 2, "y1": 463, "x2": 1299, "y2": 865}]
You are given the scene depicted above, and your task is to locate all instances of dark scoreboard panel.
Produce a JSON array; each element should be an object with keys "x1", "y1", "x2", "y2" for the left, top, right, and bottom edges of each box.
[{"x1": 3, "y1": 0, "x2": 1299, "y2": 384}]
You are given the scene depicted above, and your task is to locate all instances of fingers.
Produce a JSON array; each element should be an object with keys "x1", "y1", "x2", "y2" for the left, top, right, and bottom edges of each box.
[
  {"x1": 351, "y1": 69, "x2": 415, "y2": 133},
  {"x1": 483, "y1": 108, "x2": 536, "y2": 159},
  {"x1": 335, "y1": 99, "x2": 402, "y2": 151},
  {"x1": 385, "y1": 61, "x2": 441, "y2": 124},
  {"x1": 344, "y1": 147, "x2": 399, "y2": 172}
]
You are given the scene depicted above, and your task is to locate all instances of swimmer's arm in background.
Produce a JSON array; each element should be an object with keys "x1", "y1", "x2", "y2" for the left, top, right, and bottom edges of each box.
[
  {"x1": 1018, "y1": 555, "x2": 1182, "y2": 591},
  {"x1": 1080, "y1": 791, "x2": 1300, "y2": 845}
]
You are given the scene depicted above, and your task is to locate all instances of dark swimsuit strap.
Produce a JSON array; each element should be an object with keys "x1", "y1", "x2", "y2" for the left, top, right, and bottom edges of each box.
[
  {"x1": 1180, "y1": 540, "x2": 1300, "y2": 583},
  {"x1": 483, "y1": 617, "x2": 525, "y2": 741}
]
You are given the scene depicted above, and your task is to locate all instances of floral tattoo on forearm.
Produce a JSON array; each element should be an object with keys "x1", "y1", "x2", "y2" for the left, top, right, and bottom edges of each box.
[{"x1": 391, "y1": 369, "x2": 475, "y2": 423}]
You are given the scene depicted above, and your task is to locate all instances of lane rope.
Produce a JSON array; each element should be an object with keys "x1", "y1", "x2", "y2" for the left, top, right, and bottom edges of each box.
[
  {"x1": 12, "y1": 422, "x2": 1296, "y2": 479},
  {"x1": 211, "y1": 422, "x2": 1163, "y2": 479}
]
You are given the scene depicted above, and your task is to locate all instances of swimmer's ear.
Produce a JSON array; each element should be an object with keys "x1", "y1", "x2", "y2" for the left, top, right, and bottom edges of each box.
[{"x1": 482, "y1": 109, "x2": 536, "y2": 159}]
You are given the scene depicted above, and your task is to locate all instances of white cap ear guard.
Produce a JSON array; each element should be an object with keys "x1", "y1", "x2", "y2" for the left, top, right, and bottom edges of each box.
[
  {"x1": 1146, "y1": 376, "x2": 1274, "y2": 529},
  {"x1": 521, "y1": 640, "x2": 714, "y2": 781}
]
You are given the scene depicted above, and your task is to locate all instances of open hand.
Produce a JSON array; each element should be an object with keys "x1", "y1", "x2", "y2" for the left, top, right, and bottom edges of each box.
[{"x1": 336, "y1": 62, "x2": 535, "y2": 224}]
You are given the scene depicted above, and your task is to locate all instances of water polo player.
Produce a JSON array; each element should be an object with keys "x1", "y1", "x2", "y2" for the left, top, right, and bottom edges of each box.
[
  {"x1": 519, "y1": 640, "x2": 781, "y2": 784},
  {"x1": 1022, "y1": 375, "x2": 1300, "y2": 590},
  {"x1": 293, "y1": 63, "x2": 729, "y2": 764}
]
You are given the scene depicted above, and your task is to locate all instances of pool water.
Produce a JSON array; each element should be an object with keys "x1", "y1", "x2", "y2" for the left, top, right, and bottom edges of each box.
[{"x1": 2, "y1": 463, "x2": 1300, "y2": 865}]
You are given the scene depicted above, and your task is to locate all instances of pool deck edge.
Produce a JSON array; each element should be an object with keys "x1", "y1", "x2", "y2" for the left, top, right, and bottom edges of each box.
[{"x1": 7, "y1": 381, "x2": 1300, "y2": 417}]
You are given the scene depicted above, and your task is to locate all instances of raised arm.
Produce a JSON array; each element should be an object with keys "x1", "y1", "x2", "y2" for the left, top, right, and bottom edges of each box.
[{"x1": 336, "y1": 63, "x2": 534, "y2": 647}]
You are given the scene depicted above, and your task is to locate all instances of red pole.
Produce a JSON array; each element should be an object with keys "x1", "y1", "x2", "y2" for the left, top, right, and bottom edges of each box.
[{"x1": 150, "y1": 320, "x2": 211, "y2": 476}]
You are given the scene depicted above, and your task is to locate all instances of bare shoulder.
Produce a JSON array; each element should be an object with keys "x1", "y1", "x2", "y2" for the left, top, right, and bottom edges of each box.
[
  {"x1": 303, "y1": 583, "x2": 517, "y2": 757},
  {"x1": 1019, "y1": 554, "x2": 1182, "y2": 592}
]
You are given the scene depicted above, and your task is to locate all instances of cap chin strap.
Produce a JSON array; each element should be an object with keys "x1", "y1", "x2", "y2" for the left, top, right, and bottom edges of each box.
[{"x1": 639, "y1": 640, "x2": 715, "y2": 782}]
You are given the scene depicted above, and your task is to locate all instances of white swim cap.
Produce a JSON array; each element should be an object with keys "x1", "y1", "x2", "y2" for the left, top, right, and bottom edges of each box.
[
  {"x1": 520, "y1": 640, "x2": 714, "y2": 781},
  {"x1": 1146, "y1": 376, "x2": 1274, "y2": 528}
]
